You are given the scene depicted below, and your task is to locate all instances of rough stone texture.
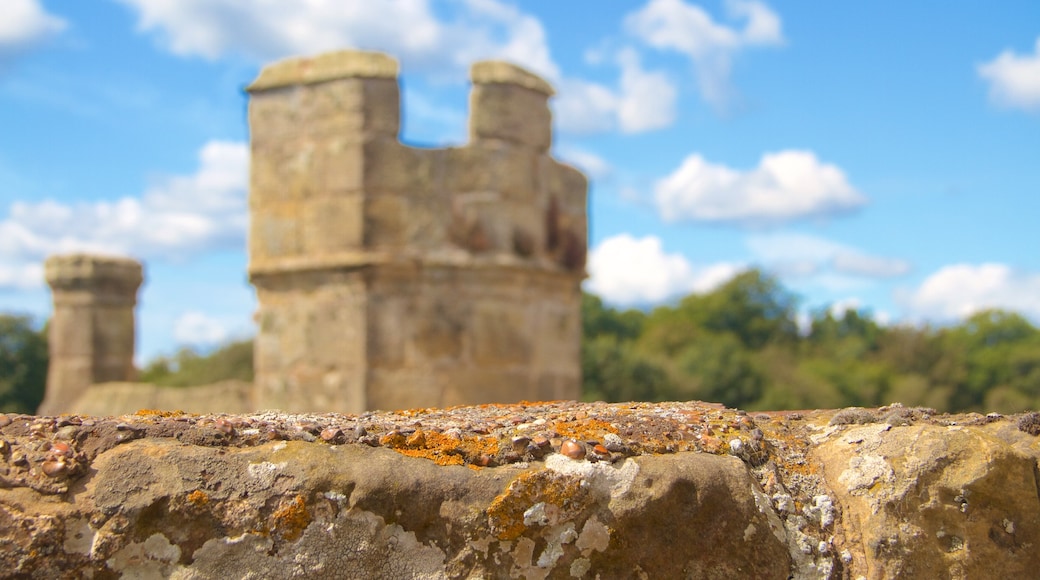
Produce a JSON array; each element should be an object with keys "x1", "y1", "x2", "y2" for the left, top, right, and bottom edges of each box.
[
  {"x1": 39, "y1": 254, "x2": 143, "y2": 416},
  {"x1": 247, "y1": 49, "x2": 587, "y2": 414},
  {"x1": 3, "y1": 402, "x2": 1039, "y2": 579}
]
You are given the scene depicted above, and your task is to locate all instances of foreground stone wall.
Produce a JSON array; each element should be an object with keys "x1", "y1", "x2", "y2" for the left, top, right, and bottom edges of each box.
[
  {"x1": 3, "y1": 402, "x2": 1039, "y2": 578},
  {"x1": 247, "y1": 50, "x2": 587, "y2": 413},
  {"x1": 38, "y1": 255, "x2": 143, "y2": 416}
]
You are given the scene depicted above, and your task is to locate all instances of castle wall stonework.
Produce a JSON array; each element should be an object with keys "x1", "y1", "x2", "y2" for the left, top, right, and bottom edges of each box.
[
  {"x1": 38, "y1": 255, "x2": 143, "y2": 416},
  {"x1": 247, "y1": 50, "x2": 587, "y2": 413}
]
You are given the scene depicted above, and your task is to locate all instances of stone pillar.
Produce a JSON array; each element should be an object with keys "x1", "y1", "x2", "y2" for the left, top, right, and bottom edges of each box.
[
  {"x1": 38, "y1": 254, "x2": 143, "y2": 415},
  {"x1": 246, "y1": 50, "x2": 401, "y2": 413}
]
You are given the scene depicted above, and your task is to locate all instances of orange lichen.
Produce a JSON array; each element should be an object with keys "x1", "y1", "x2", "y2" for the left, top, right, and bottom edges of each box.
[
  {"x1": 396, "y1": 448, "x2": 465, "y2": 466},
  {"x1": 134, "y1": 409, "x2": 188, "y2": 417},
  {"x1": 553, "y1": 419, "x2": 619, "y2": 442},
  {"x1": 271, "y1": 495, "x2": 311, "y2": 542},
  {"x1": 486, "y1": 470, "x2": 589, "y2": 540},
  {"x1": 187, "y1": 490, "x2": 210, "y2": 507},
  {"x1": 384, "y1": 429, "x2": 500, "y2": 466}
]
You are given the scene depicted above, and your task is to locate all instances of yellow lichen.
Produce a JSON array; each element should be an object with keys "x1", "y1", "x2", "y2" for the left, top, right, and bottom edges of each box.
[
  {"x1": 553, "y1": 419, "x2": 619, "y2": 442},
  {"x1": 187, "y1": 490, "x2": 210, "y2": 507},
  {"x1": 271, "y1": 495, "x2": 311, "y2": 542},
  {"x1": 384, "y1": 430, "x2": 500, "y2": 467},
  {"x1": 134, "y1": 409, "x2": 189, "y2": 418},
  {"x1": 486, "y1": 470, "x2": 588, "y2": 540}
]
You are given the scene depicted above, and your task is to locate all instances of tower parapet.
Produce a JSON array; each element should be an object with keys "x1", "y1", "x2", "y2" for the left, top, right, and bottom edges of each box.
[
  {"x1": 246, "y1": 49, "x2": 588, "y2": 413},
  {"x1": 38, "y1": 254, "x2": 143, "y2": 415}
]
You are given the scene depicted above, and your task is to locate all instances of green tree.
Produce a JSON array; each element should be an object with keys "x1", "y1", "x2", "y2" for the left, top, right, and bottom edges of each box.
[
  {"x1": 673, "y1": 332, "x2": 766, "y2": 408},
  {"x1": 0, "y1": 314, "x2": 48, "y2": 414},
  {"x1": 941, "y1": 310, "x2": 1040, "y2": 411},
  {"x1": 582, "y1": 292, "x2": 645, "y2": 341},
  {"x1": 139, "y1": 339, "x2": 254, "y2": 387},
  {"x1": 582, "y1": 335, "x2": 673, "y2": 403},
  {"x1": 641, "y1": 269, "x2": 799, "y2": 355}
]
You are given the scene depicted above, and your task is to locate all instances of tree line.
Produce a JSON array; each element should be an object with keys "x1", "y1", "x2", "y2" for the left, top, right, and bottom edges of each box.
[
  {"x1": 583, "y1": 269, "x2": 1040, "y2": 413},
  {"x1": 3, "y1": 268, "x2": 1039, "y2": 414}
]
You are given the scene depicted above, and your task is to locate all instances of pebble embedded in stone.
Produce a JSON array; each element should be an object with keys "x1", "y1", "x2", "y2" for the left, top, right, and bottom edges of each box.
[
  {"x1": 214, "y1": 419, "x2": 235, "y2": 435},
  {"x1": 0, "y1": 415, "x2": 12, "y2": 428},
  {"x1": 560, "y1": 439, "x2": 586, "y2": 460},
  {"x1": 511, "y1": 436, "x2": 530, "y2": 452},
  {"x1": 41, "y1": 458, "x2": 68, "y2": 478},
  {"x1": 602, "y1": 432, "x2": 625, "y2": 452},
  {"x1": 320, "y1": 427, "x2": 342, "y2": 442},
  {"x1": 728, "y1": 439, "x2": 744, "y2": 455}
]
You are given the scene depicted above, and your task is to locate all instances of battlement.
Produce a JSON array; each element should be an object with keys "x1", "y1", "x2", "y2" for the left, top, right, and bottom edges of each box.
[
  {"x1": 246, "y1": 49, "x2": 583, "y2": 280},
  {"x1": 245, "y1": 49, "x2": 587, "y2": 413}
]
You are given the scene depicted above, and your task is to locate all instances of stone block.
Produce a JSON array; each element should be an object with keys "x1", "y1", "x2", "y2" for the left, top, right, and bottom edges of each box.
[
  {"x1": 547, "y1": 160, "x2": 588, "y2": 215},
  {"x1": 412, "y1": 298, "x2": 466, "y2": 363},
  {"x1": 248, "y1": 50, "x2": 401, "y2": 140},
  {"x1": 469, "y1": 83, "x2": 552, "y2": 151},
  {"x1": 361, "y1": 139, "x2": 438, "y2": 194},
  {"x1": 363, "y1": 195, "x2": 408, "y2": 248},
  {"x1": 471, "y1": 302, "x2": 532, "y2": 366},
  {"x1": 366, "y1": 369, "x2": 444, "y2": 411},
  {"x1": 250, "y1": 141, "x2": 313, "y2": 203},
  {"x1": 301, "y1": 194, "x2": 364, "y2": 255},
  {"x1": 250, "y1": 208, "x2": 301, "y2": 260},
  {"x1": 367, "y1": 296, "x2": 409, "y2": 369},
  {"x1": 441, "y1": 369, "x2": 532, "y2": 406}
]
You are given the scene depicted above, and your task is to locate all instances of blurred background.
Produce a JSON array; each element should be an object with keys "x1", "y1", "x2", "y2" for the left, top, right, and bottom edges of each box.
[{"x1": 2, "y1": 0, "x2": 1038, "y2": 413}]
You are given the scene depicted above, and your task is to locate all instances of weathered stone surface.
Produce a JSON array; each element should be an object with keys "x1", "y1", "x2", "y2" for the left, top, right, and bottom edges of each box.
[
  {"x1": 3, "y1": 402, "x2": 1039, "y2": 579},
  {"x1": 816, "y1": 419, "x2": 1040, "y2": 579}
]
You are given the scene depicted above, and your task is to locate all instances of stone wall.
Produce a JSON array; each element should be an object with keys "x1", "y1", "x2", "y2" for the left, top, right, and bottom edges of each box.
[
  {"x1": 247, "y1": 50, "x2": 587, "y2": 413},
  {"x1": 4, "y1": 402, "x2": 1040, "y2": 578},
  {"x1": 38, "y1": 255, "x2": 143, "y2": 416}
]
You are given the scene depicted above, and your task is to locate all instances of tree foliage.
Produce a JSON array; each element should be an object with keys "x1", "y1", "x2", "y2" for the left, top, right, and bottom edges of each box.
[
  {"x1": 0, "y1": 315, "x2": 48, "y2": 414},
  {"x1": 582, "y1": 269, "x2": 1040, "y2": 413},
  {"x1": 139, "y1": 339, "x2": 254, "y2": 387}
]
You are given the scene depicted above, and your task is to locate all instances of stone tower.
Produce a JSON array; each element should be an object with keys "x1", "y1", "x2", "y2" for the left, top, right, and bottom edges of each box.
[
  {"x1": 246, "y1": 50, "x2": 587, "y2": 413},
  {"x1": 38, "y1": 254, "x2": 143, "y2": 415}
]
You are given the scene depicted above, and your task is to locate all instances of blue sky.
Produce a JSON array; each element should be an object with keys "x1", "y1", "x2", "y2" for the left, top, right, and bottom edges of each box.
[{"x1": 2, "y1": 0, "x2": 1039, "y2": 362}]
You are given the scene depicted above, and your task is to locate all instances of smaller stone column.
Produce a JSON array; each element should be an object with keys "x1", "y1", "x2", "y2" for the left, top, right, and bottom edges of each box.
[{"x1": 38, "y1": 254, "x2": 143, "y2": 415}]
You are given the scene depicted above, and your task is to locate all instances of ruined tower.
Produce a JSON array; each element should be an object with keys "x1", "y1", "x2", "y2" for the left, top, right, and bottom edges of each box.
[
  {"x1": 38, "y1": 254, "x2": 143, "y2": 415},
  {"x1": 246, "y1": 50, "x2": 587, "y2": 413}
]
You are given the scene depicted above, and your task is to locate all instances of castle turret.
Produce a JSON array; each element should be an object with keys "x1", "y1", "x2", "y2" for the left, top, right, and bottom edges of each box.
[
  {"x1": 246, "y1": 49, "x2": 587, "y2": 413},
  {"x1": 38, "y1": 254, "x2": 143, "y2": 415}
]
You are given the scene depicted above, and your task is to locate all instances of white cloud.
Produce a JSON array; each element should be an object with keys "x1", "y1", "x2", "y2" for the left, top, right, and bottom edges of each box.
[
  {"x1": 900, "y1": 263, "x2": 1040, "y2": 322},
  {"x1": 654, "y1": 150, "x2": 866, "y2": 226},
  {"x1": 174, "y1": 311, "x2": 229, "y2": 346},
  {"x1": 978, "y1": 37, "x2": 1040, "y2": 112},
  {"x1": 746, "y1": 232, "x2": 910, "y2": 280},
  {"x1": 0, "y1": 0, "x2": 66, "y2": 61},
  {"x1": 115, "y1": 0, "x2": 559, "y2": 81},
  {"x1": 555, "y1": 146, "x2": 611, "y2": 181},
  {"x1": 615, "y1": 47, "x2": 676, "y2": 132},
  {"x1": 624, "y1": 0, "x2": 783, "y2": 108},
  {"x1": 0, "y1": 140, "x2": 248, "y2": 290},
  {"x1": 554, "y1": 48, "x2": 677, "y2": 135},
  {"x1": 586, "y1": 233, "x2": 742, "y2": 305}
]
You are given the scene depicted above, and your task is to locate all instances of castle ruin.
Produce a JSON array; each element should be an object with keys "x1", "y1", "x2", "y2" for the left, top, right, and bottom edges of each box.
[{"x1": 40, "y1": 49, "x2": 588, "y2": 415}]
